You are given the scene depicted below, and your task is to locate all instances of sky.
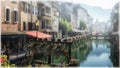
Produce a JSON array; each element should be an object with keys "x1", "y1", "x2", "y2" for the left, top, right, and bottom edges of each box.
[
  {"x1": 59, "y1": 0, "x2": 119, "y2": 9},
  {"x1": 58, "y1": 0, "x2": 119, "y2": 22}
]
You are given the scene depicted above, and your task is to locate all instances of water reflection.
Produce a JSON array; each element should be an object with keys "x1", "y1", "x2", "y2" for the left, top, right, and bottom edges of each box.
[
  {"x1": 34, "y1": 39, "x2": 118, "y2": 67},
  {"x1": 71, "y1": 40, "x2": 92, "y2": 64},
  {"x1": 71, "y1": 40, "x2": 114, "y2": 67}
]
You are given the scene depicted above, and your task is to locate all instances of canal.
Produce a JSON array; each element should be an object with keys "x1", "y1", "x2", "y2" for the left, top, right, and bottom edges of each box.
[
  {"x1": 52, "y1": 39, "x2": 118, "y2": 67},
  {"x1": 34, "y1": 39, "x2": 118, "y2": 67},
  {"x1": 72, "y1": 40, "x2": 113, "y2": 67},
  {"x1": 71, "y1": 39, "x2": 118, "y2": 67}
]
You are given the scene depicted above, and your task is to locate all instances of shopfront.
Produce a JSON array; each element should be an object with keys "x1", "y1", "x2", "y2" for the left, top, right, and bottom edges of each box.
[{"x1": 1, "y1": 32, "x2": 26, "y2": 61}]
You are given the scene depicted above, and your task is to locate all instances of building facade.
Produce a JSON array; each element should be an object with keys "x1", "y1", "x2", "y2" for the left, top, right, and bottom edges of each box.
[
  {"x1": 19, "y1": 1, "x2": 38, "y2": 31},
  {"x1": 37, "y1": 1, "x2": 60, "y2": 38},
  {"x1": 71, "y1": 12, "x2": 78, "y2": 29},
  {"x1": 1, "y1": 0, "x2": 19, "y2": 32},
  {"x1": 78, "y1": 8, "x2": 93, "y2": 32}
]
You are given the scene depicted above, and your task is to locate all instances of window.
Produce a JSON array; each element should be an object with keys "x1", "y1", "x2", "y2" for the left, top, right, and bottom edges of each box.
[
  {"x1": 41, "y1": 9, "x2": 44, "y2": 16},
  {"x1": 22, "y1": 2, "x2": 27, "y2": 13},
  {"x1": 22, "y1": 2, "x2": 25, "y2": 11},
  {"x1": 32, "y1": 6, "x2": 34, "y2": 14},
  {"x1": 14, "y1": 11, "x2": 18, "y2": 22},
  {"x1": 41, "y1": 21, "x2": 45, "y2": 29},
  {"x1": 34, "y1": 6, "x2": 37, "y2": 15},
  {"x1": 46, "y1": 7, "x2": 51, "y2": 14},
  {"x1": 28, "y1": 4, "x2": 30, "y2": 13},
  {"x1": 12, "y1": 10, "x2": 18, "y2": 23},
  {"x1": 34, "y1": 6, "x2": 36, "y2": 15},
  {"x1": 5, "y1": 8, "x2": 10, "y2": 21},
  {"x1": 25, "y1": 4, "x2": 27, "y2": 13},
  {"x1": 38, "y1": 8, "x2": 41, "y2": 17},
  {"x1": 26, "y1": 4, "x2": 30, "y2": 13},
  {"x1": 35, "y1": 7, "x2": 38, "y2": 15}
]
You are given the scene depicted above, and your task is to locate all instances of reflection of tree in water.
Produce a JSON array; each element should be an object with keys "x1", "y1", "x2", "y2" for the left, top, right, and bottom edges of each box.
[
  {"x1": 95, "y1": 38, "x2": 119, "y2": 66},
  {"x1": 71, "y1": 40, "x2": 93, "y2": 65},
  {"x1": 50, "y1": 44, "x2": 68, "y2": 64},
  {"x1": 52, "y1": 54, "x2": 66, "y2": 64},
  {"x1": 109, "y1": 43, "x2": 119, "y2": 66}
]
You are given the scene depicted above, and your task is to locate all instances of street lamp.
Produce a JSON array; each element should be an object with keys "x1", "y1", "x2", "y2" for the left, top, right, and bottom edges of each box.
[{"x1": 35, "y1": 20, "x2": 40, "y2": 40}]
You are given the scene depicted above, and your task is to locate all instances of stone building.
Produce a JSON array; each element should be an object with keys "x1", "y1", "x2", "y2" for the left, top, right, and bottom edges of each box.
[
  {"x1": 19, "y1": 1, "x2": 38, "y2": 31},
  {"x1": 37, "y1": 1, "x2": 60, "y2": 39},
  {"x1": 51, "y1": 1, "x2": 59, "y2": 38},
  {"x1": 78, "y1": 8, "x2": 93, "y2": 32}
]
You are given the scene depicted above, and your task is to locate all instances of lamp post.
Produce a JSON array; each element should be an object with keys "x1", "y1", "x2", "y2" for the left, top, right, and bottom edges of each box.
[{"x1": 35, "y1": 20, "x2": 40, "y2": 40}]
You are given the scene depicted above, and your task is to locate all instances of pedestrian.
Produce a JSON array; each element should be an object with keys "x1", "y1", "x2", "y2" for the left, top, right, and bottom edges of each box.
[{"x1": 1, "y1": 45, "x2": 6, "y2": 55}]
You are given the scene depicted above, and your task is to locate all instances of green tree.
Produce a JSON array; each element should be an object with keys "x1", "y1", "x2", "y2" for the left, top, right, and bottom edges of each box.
[
  {"x1": 79, "y1": 20, "x2": 87, "y2": 30},
  {"x1": 59, "y1": 18, "x2": 72, "y2": 35},
  {"x1": 111, "y1": 2, "x2": 119, "y2": 32}
]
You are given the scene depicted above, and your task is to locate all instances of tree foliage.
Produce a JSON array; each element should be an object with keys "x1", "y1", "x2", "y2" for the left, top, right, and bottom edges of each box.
[
  {"x1": 79, "y1": 20, "x2": 87, "y2": 30},
  {"x1": 59, "y1": 18, "x2": 72, "y2": 35},
  {"x1": 110, "y1": 3, "x2": 119, "y2": 32}
]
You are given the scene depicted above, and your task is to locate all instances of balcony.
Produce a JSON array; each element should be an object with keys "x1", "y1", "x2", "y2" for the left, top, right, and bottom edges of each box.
[
  {"x1": 41, "y1": 13, "x2": 54, "y2": 21},
  {"x1": 42, "y1": 12, "x2": 51, "y2": 17},
  {"x1": 40, "y1": 26, "x2": 53, "y2": 32},
  {"x1": 40, "y1": 9, "x2": 52, "y2": 20},
  {"x1": 54, "y1": 11, "x2": 59, "y2": 17}
]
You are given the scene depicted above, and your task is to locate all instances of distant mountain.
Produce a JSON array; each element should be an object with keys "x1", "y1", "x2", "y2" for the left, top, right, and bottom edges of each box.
[
  {"x1": 80, "y1": 3, "x2": 112, "y2": 22},
  {"x1": 57, "y1": 2, "x2": 77, "y2": 22}
]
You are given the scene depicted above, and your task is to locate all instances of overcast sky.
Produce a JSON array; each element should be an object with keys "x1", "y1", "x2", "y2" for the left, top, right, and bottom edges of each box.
[{"x1": 58, "y1": 0, "x2": 119, "y2": 9}]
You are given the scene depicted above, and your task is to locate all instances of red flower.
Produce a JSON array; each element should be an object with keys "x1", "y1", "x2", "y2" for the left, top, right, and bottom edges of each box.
[{"x1": 0, "y1": 58, "x2": 5, "y2": 63}]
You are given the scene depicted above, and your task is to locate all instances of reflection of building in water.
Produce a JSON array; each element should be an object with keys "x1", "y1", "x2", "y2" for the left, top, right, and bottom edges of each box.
[
  {"x1": 109, "y1": 44, "x2": 119, "y2": 66},
  {"x1": 71, "y1": 40, "x2": 92, "y2": 64}
]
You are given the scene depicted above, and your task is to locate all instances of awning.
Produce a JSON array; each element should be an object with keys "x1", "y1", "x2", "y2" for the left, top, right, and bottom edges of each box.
[
  {"x1": 26, "y1": 31, "x2": 52, "y2": 39},
  {"x1": 1, "y1": 31, "x2": 25, "y2": 39},
  {"x1": 72, "y1": 29, "x2": 86, "y2": 33},
  {"x1": 1, "y1": 31, "x2": 25, "y2": 35}
]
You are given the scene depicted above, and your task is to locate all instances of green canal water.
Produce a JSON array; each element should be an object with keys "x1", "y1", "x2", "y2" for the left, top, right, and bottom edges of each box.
[
  {"x1": 53, "y1": 39, "x2": 118, "y2": 67},
  {"x1": 71, "y1": 39, "x2": 114, "y2": 67}
]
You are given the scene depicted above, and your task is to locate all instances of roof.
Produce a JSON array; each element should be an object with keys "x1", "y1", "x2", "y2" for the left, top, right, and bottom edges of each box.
[
  {"x1": 26, "y1": 31, "x2": 52, "y2": 39},
  {"x1": 72, "y1": 29, "x2": 86, "y2": 33},
  {"x1": 1, "y1": 31, "x2": 25, "y2": 35}
]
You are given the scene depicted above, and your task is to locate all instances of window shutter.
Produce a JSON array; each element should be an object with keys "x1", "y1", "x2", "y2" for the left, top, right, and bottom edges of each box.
[
  {"x1": 16, "y1": 11, "x2": 18, "y2": 22},
  {"x1": 6, "y1": 9, "x2": 10, "y2": 21},
  {"x1": 13, "y1": 11, "x2": 18, "y2": 23}
]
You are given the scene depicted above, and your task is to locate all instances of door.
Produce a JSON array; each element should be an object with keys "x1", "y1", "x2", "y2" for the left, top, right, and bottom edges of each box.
[{"x1": 23, "y1": 22, "x2": 26, "y2": 31}]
